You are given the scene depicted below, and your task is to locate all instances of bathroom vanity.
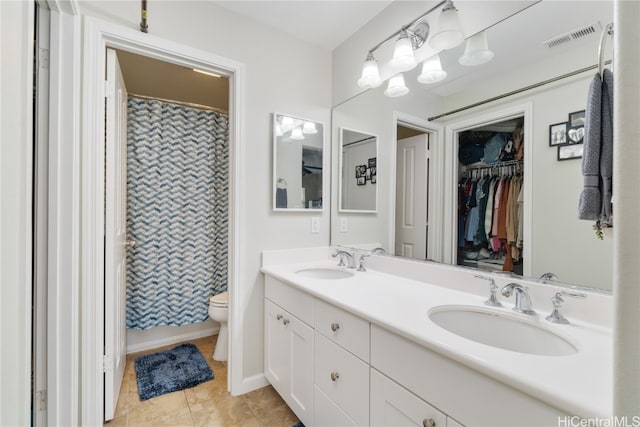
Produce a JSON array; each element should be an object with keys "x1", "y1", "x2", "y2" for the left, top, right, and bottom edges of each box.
[{"x1": 261, "y1": 248, "x2": 612, "y2": 427}]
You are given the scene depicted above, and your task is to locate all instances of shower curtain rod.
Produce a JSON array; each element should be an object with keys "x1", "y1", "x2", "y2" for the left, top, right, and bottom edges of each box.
[
  {"x1": 428, "y1": 59, "x2": 612, "y2": 121},
  {"x1": 128, "y1": 93, "x2": 228, "y2": 115}
]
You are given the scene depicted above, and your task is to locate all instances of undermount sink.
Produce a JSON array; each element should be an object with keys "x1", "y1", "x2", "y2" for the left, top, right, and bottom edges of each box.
[
  {"x1": 428, "y1": 305, "x2": 577, "y2": 356},
  {"x1": 295, "y1": 268, "x2": 354, "y2": 280}
]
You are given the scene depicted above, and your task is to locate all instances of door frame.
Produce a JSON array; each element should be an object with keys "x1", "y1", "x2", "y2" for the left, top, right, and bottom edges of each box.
[
  {"x1": 80, "y1": 17, "x2": 246, "y2": 425},
  {"x1": 390, "y1": 112, "x2": 443, "y2": 262},
  {"x1": 441, "y1": 103, "x2": 533, "y2": 275}
]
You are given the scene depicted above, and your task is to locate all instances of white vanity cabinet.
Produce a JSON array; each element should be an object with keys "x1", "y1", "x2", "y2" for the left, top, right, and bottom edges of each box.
[{"x1": 264, "y1": 277, "x2": 314, "y2": 426}]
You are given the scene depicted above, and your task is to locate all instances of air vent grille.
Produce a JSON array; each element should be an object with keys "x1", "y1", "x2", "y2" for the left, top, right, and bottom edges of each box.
[{"x1": 544, "y1": 22, "x2": 601, "y2": 49}]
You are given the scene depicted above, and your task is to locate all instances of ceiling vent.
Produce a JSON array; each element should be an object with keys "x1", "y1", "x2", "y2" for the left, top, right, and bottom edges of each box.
[{"x1": 543, "y1": 22, "x2": 602, "y2": 50}]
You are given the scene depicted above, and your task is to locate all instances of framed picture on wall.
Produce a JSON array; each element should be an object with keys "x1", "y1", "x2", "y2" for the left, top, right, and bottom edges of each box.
[
  {"x1": 568, "y1": 110, "x2": 586, "y2": 128},
  {"x1": 557, "y1": 143, "x2": 584, "y2": 161},
  {"x1": 365, "y1": 167, "x2": 371, "y2": 180},
  {"x1": 549, "y1": 122, "x2": 567, "y2": 146},
  {"x1": 368, "y1": 157, "x2": 376, "y2": 168},
  {"x1": 371, "y1": 175, "x2": 377, "y2": 184},
  {"x1": 355, "y1": 165, "x2": 366, "y2": 178},
  {"x1": 357, "y1": 176, "x2": 366, "y2": 185},
  {"x1": 567, "y1": 125, "x2": 585, "y2": 145}
]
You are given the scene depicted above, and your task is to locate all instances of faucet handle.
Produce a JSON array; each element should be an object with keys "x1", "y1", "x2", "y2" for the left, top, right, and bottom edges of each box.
[
  {"x1": 357, "y1": 253, "x2": 370, "y2": 272},
  {"x1": 546, "y1": 291, "x2": 586, "y2": 324},
  {"x1": 475, "y1": 274, "x2": 502, "y2": 307},
  {"x1": 331, "y1": 249, "x2": 347, "y2": 267}
]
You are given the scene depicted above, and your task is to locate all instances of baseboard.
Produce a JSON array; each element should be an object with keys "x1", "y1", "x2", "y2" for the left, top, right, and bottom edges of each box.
[
  {"x1": 126, "y1": 322, "x2": 220, "y2": 354},
  {"x1": 231, "y1": 373, "x2": 269, "y2": 396}
]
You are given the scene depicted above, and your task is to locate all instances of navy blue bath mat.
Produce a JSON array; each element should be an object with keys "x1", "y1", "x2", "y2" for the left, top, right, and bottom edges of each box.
[{"x1": 134, "y1": 343, "x2": 213, "y2": 401}]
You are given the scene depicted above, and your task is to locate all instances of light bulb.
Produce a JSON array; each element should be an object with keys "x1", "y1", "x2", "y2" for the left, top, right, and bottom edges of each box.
[
  {"x1": 302, "y1": 122, "x2": 317, "y2": 134},
  {"x1": 390, "y1": 32, "x2": 417, "y2": 72},
  {"x1": 459, "y1": 31, "x2": 494, "y2": 66},
  {"x1": 290, "y1": 127, "x2": 304, "y2": 140},
  {"x1": 275, "y1": 123, "x2": 283, "y2": 136},
  {"x1": 357, "y1": 53, "x2": 382, "y2": 89},
  {"x1": 429, "y1": 2, "x2": 464, "y2": 50},
  {"x1": 417, "y1": 55, "x2": 447, "y2": 84}
]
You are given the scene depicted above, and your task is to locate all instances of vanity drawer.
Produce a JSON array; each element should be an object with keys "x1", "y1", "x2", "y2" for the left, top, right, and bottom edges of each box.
[
  {"x1": 314, "y1": 298, "x2": 370, "y2": 362},
  {"x1": 265, "y1": 275, "x2": 314, "y2": 326},
  {"x1": 314, "y1": 332, "x2": 369, "y2": 426},
  {"x1": 370, "y1": 368, "x2": 447, "y2": 427},
  {"x1": 314, "y1": 386, "x2": 358, "y2": 427}
]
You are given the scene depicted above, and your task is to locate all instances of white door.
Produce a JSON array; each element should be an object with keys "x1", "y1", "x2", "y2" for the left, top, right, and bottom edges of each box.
[
  {"x1": 104, "y1": 48, "x2": 128, "y2": 421},
  {"x1": 395, "y1": 134, "x2": 429, "y2": 259}
]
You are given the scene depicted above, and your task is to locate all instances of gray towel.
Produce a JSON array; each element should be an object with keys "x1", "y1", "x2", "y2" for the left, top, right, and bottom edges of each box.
[
  {"x1": 600, "y1": 68, "x2": 614, "y2": 223},
  {"x1": 578, "y1": 73, "x2": 603, "y2": 221},
  {"x1": 276, "y1": 187, "x2": 287, "y2": 208}
]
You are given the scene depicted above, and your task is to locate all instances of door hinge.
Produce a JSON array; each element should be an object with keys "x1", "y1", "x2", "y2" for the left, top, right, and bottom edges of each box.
[
  {"x1": 103, "y1": 354, "x2": 113, "y2": 373},
  {"x1": 36, "y1": 390, "x2": 47, "y2": 411},
  {"x1": 104, "y1": 80, "x2": 114, "y2": 99},
  {"x1": 38, "y1": 48, "x2": 49, "y2": 71}
]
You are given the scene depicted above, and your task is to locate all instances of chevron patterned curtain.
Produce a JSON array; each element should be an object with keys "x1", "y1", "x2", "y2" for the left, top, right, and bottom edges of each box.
[{"x1": 125, "y1": 97, "x2": 229, "y2": 330}]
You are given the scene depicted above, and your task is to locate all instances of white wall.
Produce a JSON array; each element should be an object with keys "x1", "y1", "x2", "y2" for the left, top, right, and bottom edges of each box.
[
  {"x1": 341, "y1": 139, "x2": 377, "y2": 211},
  {"x1": 78, "y1": 0, "x2": 332, "y2": 388},
  {"x1": 0, "y1": 1, "x2": 34, "y2": 425}
]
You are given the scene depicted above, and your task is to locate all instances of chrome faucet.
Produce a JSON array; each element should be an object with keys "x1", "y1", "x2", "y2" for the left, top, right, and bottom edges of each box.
[
  {"x1": 546, "y1": 290, "x2": 586, "y2": 324},
  {"x1": 371, "y1": 247, "x2": 386, "y2": 255},
  {"x1": 539, "y1": 272, "x2": 559, "y2": 283},
  {"x1": 474, "y1": 274, "x2": 502, "y2": 307},
  {"x1": 501, "y1": 283, "x2": 536, "y2": 315},
  {"x1": 357, "y1": 253, "x2": 370, "y2": 272},
  {"x1": 332, "y1": 249, "x2": 356, "y2": 269}
]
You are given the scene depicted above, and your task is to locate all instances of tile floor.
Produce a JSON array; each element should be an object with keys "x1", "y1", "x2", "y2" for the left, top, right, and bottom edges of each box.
[{"x1": 106, "y1": 335, "x2": 299, "y2": 427}]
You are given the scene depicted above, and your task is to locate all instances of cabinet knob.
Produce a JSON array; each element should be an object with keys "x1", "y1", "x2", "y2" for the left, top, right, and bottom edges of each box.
[
  {"x1": 330, "y1": 371, "x2": 340, "y2": 382},
  {"x1": 276, "y1": 314, "x2": 283, "y2": 321},
  {"x1": 283, "y1": 318, "x2": 290, "y2": 325},
  {"x1": 423, "y1": 418, "x2": 436, "y2": 427},
  {"x1": 331, "y1": 322, "x2": 340, "y2": 332}
]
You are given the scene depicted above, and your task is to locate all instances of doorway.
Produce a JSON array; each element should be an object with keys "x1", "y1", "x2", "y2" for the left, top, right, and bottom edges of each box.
[{"x1": 79, "y1": 19, "x2": 244, "y2": 426}]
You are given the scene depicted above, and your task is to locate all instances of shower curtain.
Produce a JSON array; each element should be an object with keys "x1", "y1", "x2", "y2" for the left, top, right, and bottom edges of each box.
[{"x1": 126, "y1": 97, "x2": 229, "y2": 330}]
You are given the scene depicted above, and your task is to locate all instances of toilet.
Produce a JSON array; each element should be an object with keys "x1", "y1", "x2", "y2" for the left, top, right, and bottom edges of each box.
[{"x1": 208, "y1": 291, "x2": 228, "y2": 361}]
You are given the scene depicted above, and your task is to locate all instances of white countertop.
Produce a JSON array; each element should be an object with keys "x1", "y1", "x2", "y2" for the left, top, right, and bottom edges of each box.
[{"x1": 261, "y1": 259, "x2": 612, "y2": 419}]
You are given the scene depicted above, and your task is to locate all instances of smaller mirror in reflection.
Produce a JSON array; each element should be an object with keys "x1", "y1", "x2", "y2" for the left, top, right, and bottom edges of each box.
[
  {"x1": 339, "y1": 128, "x2": 378, "y2": 212},
  {"x1": 273, "y1": 113, "x2": 324, "y2": 211}
]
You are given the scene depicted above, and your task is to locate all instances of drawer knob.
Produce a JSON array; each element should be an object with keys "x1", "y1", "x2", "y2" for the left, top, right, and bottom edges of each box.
[
  {"x1": 276, "y1": 314, "x2": 283, "y2": 321},
  {"x1": 331, "y1": 322, "x2": 340, "y2": 332},
  {"x1": 330, "y1": 371, "x2": 340, "y2": 382},
  {"x1": 283, "y1": 318, "x2": 290, "y2": 325},
  {"x1": 423, "y1": 418, "x2": 436, "y2": 427}
]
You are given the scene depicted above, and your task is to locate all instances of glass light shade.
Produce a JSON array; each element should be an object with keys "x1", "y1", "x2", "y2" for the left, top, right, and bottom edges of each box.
[
  {"x1": 357, "y1": 55, "x2": 383, "y2": 89},
  {"x1": 459, "y1": 31, "x2": 494, "y2": 66},
  {"x1": 390, "y1": 32, "x2": 417, "y2": 72},
  {"x1": 417, "y1": 55, "x2": 448, "y2": 84},
  {"x1": 275, "y1": 123, "x2": 283, "y2": 136},
  {"x1": 281, "y1": 116, "x2": 294, "y2": 129},
  {"x1": 290, "y1": 127, "x2": 304, "y2": 140},
  {"x1": 429, "y1": 5, "x2": 464, "y2": 50},
  {"x1": 384, "y1": 74, "x2": 409, "y2": 98},
  {"x1": 302, "y1": 121, "x2": 317, "y2": 134}
]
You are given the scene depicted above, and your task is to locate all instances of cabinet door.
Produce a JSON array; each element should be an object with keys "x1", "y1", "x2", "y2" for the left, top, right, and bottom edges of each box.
[
  {"x1": 370, "y1": 369, "x2": 447, "y2": 427},
  {"x1": 265, "y1": 299, "x2": 289, "y2": 395},
  {"x1": 286, "y1": 312, "x2": 314, "y2": 426}
]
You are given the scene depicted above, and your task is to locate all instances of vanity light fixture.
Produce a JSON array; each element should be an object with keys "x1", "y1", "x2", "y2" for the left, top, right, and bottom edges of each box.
[
  {"x1": 384, "y1": 74, "x2": 410, "y2": 98},
  {"x1": 302, "y1": 121, "x2": 318, "y2": 134},
  {"x1": 458, "y1": 31, "x2": 494, "y2": 66},
  {"x1": 357, "y1": 52, "x2": 383, "y2": 89},
  {"x1": 290, "y1": 127, "x2": 305, "y2": 140},
  {"x1": 417, "y1": 55, "x2": 448, "y2": 84},
  {"x1": 390, "y1": 31, "x2": 418, "y2": 72},
  {"x1": 356, "y1": 0, "x2": 462, "y2": 96},
  {"x1": 428, "y1": 1, "x2": 464, "y2": 50}
]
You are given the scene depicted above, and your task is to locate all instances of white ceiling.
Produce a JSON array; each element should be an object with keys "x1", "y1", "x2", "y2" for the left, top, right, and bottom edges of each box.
[{"x1": 212, "y1": 1, "x2": 394, "y2": 50}]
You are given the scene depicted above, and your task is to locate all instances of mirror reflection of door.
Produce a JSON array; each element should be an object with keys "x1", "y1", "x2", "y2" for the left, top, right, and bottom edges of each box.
[{"x1": 395, "y1": 125, "x2": 429, "y2": 260}]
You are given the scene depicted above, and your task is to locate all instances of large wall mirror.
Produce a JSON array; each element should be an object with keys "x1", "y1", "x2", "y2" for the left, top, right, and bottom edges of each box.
[
  {"x1": 273, "y1": 113, "x2": 324, "y2": 211},
  {"x1": 339, "y1": 127, "x2": 378, "y2": 212},
  {"x1": 331, "y1": 1, "x2": 614, "y2": 291}
]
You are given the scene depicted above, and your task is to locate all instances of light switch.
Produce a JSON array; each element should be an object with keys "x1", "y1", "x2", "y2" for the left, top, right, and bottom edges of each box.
[
  {"x1": 339, "y1": 217, "x2": 348, "y2": 233},
  {"x1": 311, "y1": 217, "x2": 320, "y2": 233}
]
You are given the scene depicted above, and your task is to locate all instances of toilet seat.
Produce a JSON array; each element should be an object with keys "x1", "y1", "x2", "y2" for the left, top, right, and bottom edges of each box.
[{"x1": 209, "y1": 291, "x2": 228, "y2": 308}]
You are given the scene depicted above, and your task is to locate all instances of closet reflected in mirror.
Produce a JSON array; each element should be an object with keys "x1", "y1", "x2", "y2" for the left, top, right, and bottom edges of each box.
[
  {"x1": 273, "y1": 113, "x2": 324, "y2": 211},
  {"x1": 339, "y1": 128, "x2": 378, "y2": 212}
]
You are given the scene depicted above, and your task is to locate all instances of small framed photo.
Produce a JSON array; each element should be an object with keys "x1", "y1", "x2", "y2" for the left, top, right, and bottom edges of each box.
[
  {"x1": 355, "y1": 165, "x2": 366, "y2": 178},
  {"x1": 368, "y1": 157, "x2": 376, "y2": 168},
  {"x1": 549, "y1": 122, "x2": 567, "y2": 146},
  {"x1": 371, "y1": 175, "x2": 377, "y2": 184},
  {"x1": 568, "y1": 110, "x2": 586, "y2": 128},
  {"x1": 567, "y1": 125, "x2": 585, "y2": 145},
  {"x1": 365, "y1": 167, "x2": 372, "y2": 180},
  {"x1": 557, "y1": 143, "x2": 584, "y2": 161},
  {"x1": 356, "y1": 176, "x2": 366, "y2": 185}
]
